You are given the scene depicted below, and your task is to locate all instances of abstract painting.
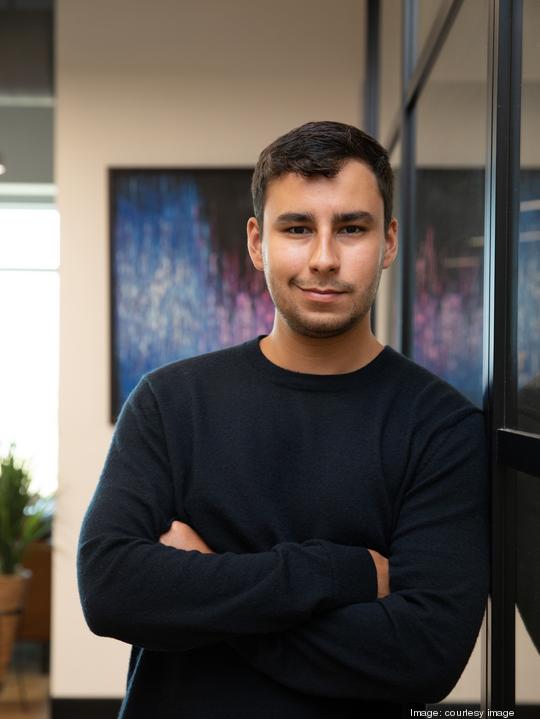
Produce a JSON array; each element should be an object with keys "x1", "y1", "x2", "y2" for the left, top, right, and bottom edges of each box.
[
  {"x1": 412, "y1": 168, "x2": 540, "y2": 408},
  {"x1": 518, "y1": 169, "x2": 540, "y2": 391},
  {"x1": 109, "y1": 169, "x2": 274, "y2": 421},
  {"x1": 413, "y1": 169, "x2": 485, "y2": 406}
]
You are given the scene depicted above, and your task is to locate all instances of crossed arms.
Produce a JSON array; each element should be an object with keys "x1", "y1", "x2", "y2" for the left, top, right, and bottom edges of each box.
[
  {"x1": 77, "y1": 377, "x2": 489, "y2": 704},
  {"x1": 159, "y1": 519, "x2": 391, "y2": 599}
]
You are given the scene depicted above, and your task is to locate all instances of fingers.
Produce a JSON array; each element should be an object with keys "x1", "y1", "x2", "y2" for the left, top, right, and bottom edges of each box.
[
  {"x1": 368, "y1": 549, "x2": 390, "y2": 599},
  {"x1": 159, "y1": 520, "x2": 186, "y2": 548}
]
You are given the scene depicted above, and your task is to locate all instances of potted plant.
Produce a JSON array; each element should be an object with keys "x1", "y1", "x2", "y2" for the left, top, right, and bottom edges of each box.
[{"x1": 0, "y1": 446, "x2": 52, "y2": 689}]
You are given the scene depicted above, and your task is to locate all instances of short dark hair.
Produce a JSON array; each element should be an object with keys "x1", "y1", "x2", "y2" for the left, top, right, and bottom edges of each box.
[{"x1": 251, "y1": 120, "x2": 394, "y2": 233}]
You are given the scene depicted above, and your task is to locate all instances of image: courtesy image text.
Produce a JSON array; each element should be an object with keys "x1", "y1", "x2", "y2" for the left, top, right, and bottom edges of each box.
[{"x1": 411, "y1": 710, "x2": 515, "y2": 718}]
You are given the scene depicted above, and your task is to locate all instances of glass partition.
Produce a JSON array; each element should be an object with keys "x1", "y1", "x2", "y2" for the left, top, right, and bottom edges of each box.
[
  {"x1": 516, "y1": 470, "x2": 540, "y2": 705},
  {"x1": 516, "y1": 0, "x2": 540, "y2": 432},
  {"x1": 380, "y1": 0, "x2": 403, "y2": 145},
  {"x1": 412, "y1": 0, "x2": 488, "y2": 406},
  {"x1": 417, "y1": 0, "x2": 445, "y2": 60},
  {"x1": 515, "y1": 0, "x2": 540, "y2": 708},
  {"x1": 376, "y1": 141, "x2": 401, "y2": 349},
  {"x1": 378, "y1": 0, "x2": 540, "y2": 706}
]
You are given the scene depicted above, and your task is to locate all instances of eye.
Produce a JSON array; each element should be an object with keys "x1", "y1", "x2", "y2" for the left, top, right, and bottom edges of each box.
[
  {"x1": 285, "y1": 226, "x2": 310, "y2": 235},
  {"x1": 339, "y1": 225, "x2": 366, "y2": 235}
]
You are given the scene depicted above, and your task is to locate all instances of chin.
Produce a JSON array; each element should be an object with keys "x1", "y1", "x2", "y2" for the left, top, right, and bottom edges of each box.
[{"x1": 282, "y1": 311, "x2": 366, "y2": 339}]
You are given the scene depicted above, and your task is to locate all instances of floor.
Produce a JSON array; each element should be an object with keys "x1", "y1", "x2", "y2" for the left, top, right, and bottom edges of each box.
[
  {"x1": 0, "y1": 642, "x2": 50, "y2": 718},
  {"x1": 0, "y1": 672, "x2": 49, "y2": 719}
]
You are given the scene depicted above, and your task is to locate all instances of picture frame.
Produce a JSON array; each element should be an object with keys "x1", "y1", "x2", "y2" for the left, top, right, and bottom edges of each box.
[{"x1": 109, "y1": 168, "x2": 274, "y2": 421}]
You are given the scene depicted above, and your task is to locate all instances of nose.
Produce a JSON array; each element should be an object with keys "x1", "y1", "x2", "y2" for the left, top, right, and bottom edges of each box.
[{"x1": 308, "y1": 230, "x2": 340, "y2": 274}]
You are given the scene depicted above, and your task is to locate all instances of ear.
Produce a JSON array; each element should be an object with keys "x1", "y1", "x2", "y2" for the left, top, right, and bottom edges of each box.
[
  {"x1": 247, "y1": 216, "x2": 264, "y2": 271},
  {"x1": 382, "y1": 217, "x2": 398, "y2": 269}
]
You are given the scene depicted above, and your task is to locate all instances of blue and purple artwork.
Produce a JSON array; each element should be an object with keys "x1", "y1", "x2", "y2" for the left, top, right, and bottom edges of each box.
[
  {"x1": 412, "y1": 170, "x2": 485, "y2": 407},
  {"x1": 412, "y1": 168, "x2": 540, "y2": 408},
  {"x1": 110, "y1": 169, "x2": 274, "y2": 420},
  {"x1": 518, "y1": 170, "x2": 540, "y2": 392}
]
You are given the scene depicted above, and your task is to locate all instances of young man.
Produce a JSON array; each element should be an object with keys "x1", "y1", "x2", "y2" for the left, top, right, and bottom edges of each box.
[{"x1": 78, "y1": 121, "x2": 489, "y2": 719}]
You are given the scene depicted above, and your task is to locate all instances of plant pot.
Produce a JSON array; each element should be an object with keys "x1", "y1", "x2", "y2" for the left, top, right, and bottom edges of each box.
[{"x1": 0, "y1": 568, "x2": 31, "y2": 689}]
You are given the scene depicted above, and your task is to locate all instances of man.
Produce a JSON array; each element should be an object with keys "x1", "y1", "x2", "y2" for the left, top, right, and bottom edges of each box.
[{"x1": 78, "y1": 120, "x2": 489, "y2": 718}]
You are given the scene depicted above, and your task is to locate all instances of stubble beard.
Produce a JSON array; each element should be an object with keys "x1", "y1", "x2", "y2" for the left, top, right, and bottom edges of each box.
[{"x1": 263, "y1": 263, "x2": 384, "y2": 340}]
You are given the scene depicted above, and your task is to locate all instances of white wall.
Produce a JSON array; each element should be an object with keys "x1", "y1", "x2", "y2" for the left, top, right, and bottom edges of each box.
[{"x1": 53, "y1": 0, "x2": 366, "y2": 700}]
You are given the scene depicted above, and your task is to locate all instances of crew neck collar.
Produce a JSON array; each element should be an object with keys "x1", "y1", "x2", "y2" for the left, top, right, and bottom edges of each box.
[{"x1": 241, "y1": 334, "x2": 391, "y2": 391}]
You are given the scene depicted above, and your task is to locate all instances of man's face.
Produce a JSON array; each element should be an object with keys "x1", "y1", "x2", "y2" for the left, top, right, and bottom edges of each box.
[{"x1": 247, "y1": 159, "x2": 398, "y2": 339}]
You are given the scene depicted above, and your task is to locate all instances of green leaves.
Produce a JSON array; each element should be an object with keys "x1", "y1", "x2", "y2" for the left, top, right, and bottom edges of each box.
[{"x1": 0, "y1": 447, "x2": 52, "y2": 575}]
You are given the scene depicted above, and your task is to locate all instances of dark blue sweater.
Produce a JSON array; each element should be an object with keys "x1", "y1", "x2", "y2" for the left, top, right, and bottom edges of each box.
[{"x1": 78, "y1": 337, "x2": 489, "y2": 718}]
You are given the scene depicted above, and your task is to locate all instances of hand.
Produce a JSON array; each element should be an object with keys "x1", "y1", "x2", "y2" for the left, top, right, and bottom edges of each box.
[
  {"x1": 367, "y1": 549, "x2": 390, "y2": 598},
  {"x1": 159, "y1": 520, "x2": 215, "y2": 554}
]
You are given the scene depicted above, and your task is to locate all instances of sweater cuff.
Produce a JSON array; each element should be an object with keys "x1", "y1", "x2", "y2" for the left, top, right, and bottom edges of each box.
[{"x1": 326, "y1": 543, "x2": 378, "y2": 604}]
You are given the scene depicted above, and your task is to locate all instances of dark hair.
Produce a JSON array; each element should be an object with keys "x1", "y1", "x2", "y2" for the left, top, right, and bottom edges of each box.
[{"x1": 251, "y1": 120, "x2": 394, "y2": 232}]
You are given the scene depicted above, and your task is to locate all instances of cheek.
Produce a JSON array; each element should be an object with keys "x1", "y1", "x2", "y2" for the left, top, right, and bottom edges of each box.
[
  {"x1": 344, "y1": 245, "x2": 383, "y2": 276},
  {"x1": 265, "y1": 243, "x2": 306, "y2": 276}
]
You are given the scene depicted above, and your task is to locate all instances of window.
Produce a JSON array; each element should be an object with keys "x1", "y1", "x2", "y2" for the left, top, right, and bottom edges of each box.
[{"x1": 0, "y1": 207, "x2": 59, "y2": 496}]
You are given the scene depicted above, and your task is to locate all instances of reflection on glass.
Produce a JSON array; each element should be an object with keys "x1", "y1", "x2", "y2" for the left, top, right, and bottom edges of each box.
[
  {"x1": 517, "y1": 0, "x2": 540, "y2": 427},
  {"x1": 516, "y1": 353, "x2": 540, "y2": 653},
  {"x1": 516, "y1": 469, "x2": 540, "y2": 704},
  {"x1": 390, "y1": 141, "x2": 401, "y2": 220},
  {"x1": 413, "y1": 0, "x2": 488, "y2": 406},
  {"x1": 417, "y1": 0, "x2": 445, "y2": 60},
  {"x1": 516, "y1": 471, "x2": 540, "y2": 653},
  {"x1": 515, "y1": 2, "x2": 540, "y2": 705},
  {"x1": 515, "y1": 381, "x2": 540, "y2": 704},
  {"x1": 377, "y1": 142, "x2": 401, "y2": 350},
  {"x1": 518, "y1": 190, "x2": 540, "y2": 391},
  {"x1": 380, "y1": 0, "x2": 402, "y2": 145},
  {"x1": 414, "y1": 171, "x2": 484, "y2": 404}
]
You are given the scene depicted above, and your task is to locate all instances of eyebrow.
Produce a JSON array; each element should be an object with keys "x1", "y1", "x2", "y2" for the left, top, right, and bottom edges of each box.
[{"x1": 275, "y1": 210, "x2": 375, "y2": 225}]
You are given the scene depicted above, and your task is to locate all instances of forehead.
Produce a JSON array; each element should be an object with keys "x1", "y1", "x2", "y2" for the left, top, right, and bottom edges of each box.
[{"x1": 264, "y1": 159, "x2": 383, "y2": 217}]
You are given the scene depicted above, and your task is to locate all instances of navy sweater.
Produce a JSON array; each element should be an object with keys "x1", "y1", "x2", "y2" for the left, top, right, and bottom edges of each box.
[{"x1": 78, "y1": 337, "x2": 489, "y2": 718}]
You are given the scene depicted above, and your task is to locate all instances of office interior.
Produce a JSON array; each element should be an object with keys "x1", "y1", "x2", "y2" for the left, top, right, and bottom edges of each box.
[{"x1": 0, "y1": 0, "x2": 538, "y2": 716}]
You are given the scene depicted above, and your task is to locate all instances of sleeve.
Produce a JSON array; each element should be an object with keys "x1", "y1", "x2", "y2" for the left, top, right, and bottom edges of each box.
[
  {"x1": 77, "y1": 377, "x2": 378, "y2": 652},
  {"x1": 226, "y1": 410, "x2": 490, "y2": 704}
]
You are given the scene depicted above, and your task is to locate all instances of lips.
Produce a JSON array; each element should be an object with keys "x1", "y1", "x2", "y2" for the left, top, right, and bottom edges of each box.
[
  {"x1": 296, "y1": 285, "x2": 347, "y2": 303},
  {"x1": 301, "y1": 288, "x2": 343, "y2": 294}
]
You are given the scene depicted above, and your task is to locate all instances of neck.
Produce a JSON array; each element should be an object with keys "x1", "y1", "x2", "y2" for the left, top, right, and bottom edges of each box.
[{"x1": 260, "y1": 313, "x2": 384, "y2": 375}]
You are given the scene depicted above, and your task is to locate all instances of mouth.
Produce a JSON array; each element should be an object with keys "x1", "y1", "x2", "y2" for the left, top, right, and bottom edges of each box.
[
  {"x1": 296, "y1": 285, "x2": 347, "y2": 303},
  {"x1": 300, "y1": 288, "x2": 343, "y2": 294}
]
